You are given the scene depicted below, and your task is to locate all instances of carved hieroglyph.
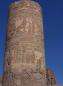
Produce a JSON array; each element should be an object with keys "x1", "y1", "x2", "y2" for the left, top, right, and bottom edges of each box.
[{"x1": 3, "y1": 0, "x2": 47, "y2": 86}]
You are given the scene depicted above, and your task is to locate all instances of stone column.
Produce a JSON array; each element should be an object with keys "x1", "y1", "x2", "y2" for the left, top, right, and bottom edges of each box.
[{"x1": 3, "y1": 0, "x2": 47, "y2": 86}]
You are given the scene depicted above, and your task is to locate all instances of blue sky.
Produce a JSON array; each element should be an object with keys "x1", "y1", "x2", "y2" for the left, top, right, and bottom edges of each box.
[{"x1": 0, "y1": 0, "x2": 63, "y2": 84}]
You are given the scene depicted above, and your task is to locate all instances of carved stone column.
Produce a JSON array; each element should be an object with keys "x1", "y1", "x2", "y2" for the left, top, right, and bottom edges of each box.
[{"x1": 3, "y1": 0, "x2": 47, "y2": 86}]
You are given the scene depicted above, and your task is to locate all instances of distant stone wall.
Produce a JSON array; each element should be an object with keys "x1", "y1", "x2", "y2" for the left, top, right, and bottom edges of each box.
[
  {"x1": 0, "y1": 78, "x2": 2, "y2": 86},
  {"x1": 0, "y1": 83, "x2": 2, "y2": 86},
  {"x1": 46, "y1": 68, "x2": 56, "y2": 85}
]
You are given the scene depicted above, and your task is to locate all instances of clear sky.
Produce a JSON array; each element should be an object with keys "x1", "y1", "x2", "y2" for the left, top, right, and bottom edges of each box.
[{"x1": 0, "y1": 0, "x2": 63, "y2": 84}]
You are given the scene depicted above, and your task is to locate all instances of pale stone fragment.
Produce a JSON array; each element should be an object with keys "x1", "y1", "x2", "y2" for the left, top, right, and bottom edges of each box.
[{"x1": 15, "y1": 17, "x2": 23, "y2": 28}]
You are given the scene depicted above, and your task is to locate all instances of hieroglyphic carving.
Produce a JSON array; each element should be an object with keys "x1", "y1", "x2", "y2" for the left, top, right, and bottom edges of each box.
[{"x1": 3, "y1": 0, "x2": 46, "y2": 86}]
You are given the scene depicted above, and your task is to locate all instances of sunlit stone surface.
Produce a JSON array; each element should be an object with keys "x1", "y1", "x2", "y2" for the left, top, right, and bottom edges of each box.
[{"x1": 2, "y1": 0, "x2": 46, "y2": 86}]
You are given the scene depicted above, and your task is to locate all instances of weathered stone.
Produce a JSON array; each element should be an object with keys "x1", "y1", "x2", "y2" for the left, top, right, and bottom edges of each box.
[
  {"x1": 46, "y1": 68, "x2": 56, "y2": 86},
  {"x1": 3, "y1": 0, "x2": 46, "y2": 86}
]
